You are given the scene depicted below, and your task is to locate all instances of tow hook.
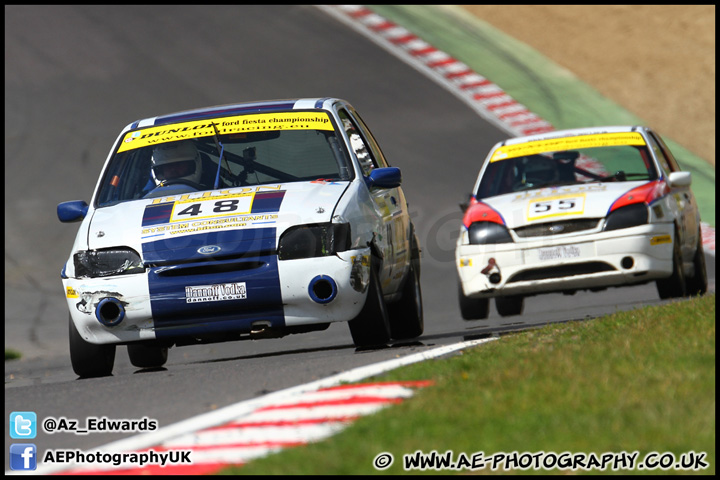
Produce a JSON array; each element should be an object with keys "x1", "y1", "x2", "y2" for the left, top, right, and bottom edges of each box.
[{"x1": 482, "y1": 257, "x2": 502, "y2": 284}]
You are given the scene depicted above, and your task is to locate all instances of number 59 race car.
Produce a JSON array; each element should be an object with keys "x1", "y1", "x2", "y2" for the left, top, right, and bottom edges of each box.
[
  {"x1": 456, "y1": 126, "x2": 708, "y2": 319},
  {"x1": 58, "y1": 98, "x2": 423, "y2": 377}
]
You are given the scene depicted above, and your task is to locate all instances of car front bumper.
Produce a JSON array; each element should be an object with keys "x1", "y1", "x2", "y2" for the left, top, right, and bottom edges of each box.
[
  {"x1": 63, "y1": 248, "x2": 371, "y2": 345},
  {"x1": 456, "y1": 224, "x2": 674, "y2": 298}
]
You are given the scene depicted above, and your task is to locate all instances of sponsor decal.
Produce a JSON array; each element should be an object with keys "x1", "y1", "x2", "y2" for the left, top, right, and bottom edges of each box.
[
  {"x1": 185, "y1": 283, "x2": 247, "y2": 303},
  {"x1": 512, "y1": 184, "x2": 606, "y2": 201},
  {"x1": 66, "y1": 287, "x2": 79, "y2": 298},
  {"x1": 650, "y1": 235, "x2": 672, "y2": 245},
  {"x1": 491, "y1": 132, "x2": 646, "y2": 162},
  {"x1": 197, "y1": 245, "x2": 221, "y2": 255},
  {"x1": 536, "y1": 245, "x2": 582, "y2": 261},
  {"x1": 118, "y1": 112, "x2": 333, "y2": 153},
  {"x1": 141, "y1": 188, "x2": 285, "y2": 238}
]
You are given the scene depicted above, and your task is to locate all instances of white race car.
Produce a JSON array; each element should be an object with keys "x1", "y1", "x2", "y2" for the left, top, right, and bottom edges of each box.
[
  {"x1": 456, "y1": 126, "x2": 707, "y2": 319},
  {"x1": 58, "y1": 98, "x2": 423, "y2": 377}
]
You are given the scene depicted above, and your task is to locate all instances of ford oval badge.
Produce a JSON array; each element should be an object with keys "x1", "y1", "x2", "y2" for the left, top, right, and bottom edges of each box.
[{"x1": 198, "y1": 245, "x2": 221, "y2": 255}]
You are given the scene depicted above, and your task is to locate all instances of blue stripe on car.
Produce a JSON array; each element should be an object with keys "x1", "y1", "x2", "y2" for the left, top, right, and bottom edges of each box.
[
  {"x1": 148, "y1": 253, "x2": 285, "y2": 340},
  {"x1": 153, "y1": 102, "x2": 297, "y2": 126},
  {"x1": 314, "y1": 98, "x2": 331, "y2": 109},
  {"x1": 142, "y1": 191, "x2": 285, "y2": 226},
  {"x1": 142, "y1": 227, "x2": 277, "y2": 265},
  {"x1": 251, "y1": 190, "x2": 285, "y2": 213},
  {"x1": 142, "y1": 202, "x2": 174, "y2": 226}
]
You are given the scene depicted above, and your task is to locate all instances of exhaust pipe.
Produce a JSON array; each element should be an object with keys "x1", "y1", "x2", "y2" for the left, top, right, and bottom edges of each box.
[
  {"x1": 308, "y1": 275, "x2": 337, "y2": 304},
  {"x1": 95, "y1": 297, "x2": 125, "y2": 326}
]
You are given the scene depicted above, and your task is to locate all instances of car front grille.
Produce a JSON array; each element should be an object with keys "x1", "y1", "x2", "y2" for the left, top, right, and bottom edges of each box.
[
  {"x1": 513, "y1": 219, "x2": 600, "y2": 238},
  {"x1": 154, "y1": 259, "x2": 267, "y2": 277},
  {"x1": 507, "y1": 262, "x2": 616, "y2": 283}
]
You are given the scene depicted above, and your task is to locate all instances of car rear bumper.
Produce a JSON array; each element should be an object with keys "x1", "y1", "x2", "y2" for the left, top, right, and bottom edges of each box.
[{"x1": 456, "y1": 224, "x2": 674, "y2": 298}]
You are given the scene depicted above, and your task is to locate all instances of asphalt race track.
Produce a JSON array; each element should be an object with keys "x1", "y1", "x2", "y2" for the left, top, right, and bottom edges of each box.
[{"x1": 4, "y1": 5, "x2": 715, "y2": 472}]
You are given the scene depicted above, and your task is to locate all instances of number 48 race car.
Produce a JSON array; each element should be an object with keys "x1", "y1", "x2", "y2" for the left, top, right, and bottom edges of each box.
[
  {"x1": 456, "y1": 126, "x2": 708, "y2": 319},
  {"x1": 58, "y1": 98, "x2": 423, "y2": 378}
]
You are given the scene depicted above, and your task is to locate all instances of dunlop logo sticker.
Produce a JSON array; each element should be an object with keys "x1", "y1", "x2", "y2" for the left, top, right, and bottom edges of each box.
[
  {"x1": 491, "y1": 132, "x2": 646, "y2": 162},
  {"x1": 119, "y1": 112, "x2": 333, "y2": 152}
]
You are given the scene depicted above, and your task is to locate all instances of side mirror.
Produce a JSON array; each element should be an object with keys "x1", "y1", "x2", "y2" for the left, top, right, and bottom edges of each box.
[
  {"x1": 668, "y1": 171, "x2": 691, "y2": 187},
  {"x1": 365, "y1": 167, "x2": 402, "y2": 189},
  {"x1": 58, "y1": 200, "x2": 89, "y2": 223}
]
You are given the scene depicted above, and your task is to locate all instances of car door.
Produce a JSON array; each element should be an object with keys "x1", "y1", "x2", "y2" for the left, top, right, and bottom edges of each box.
[
  {"x1": 646, "y1": 130, "x2": 699, "y2": 261},
  {"x1": 337, "y1": 106, "x2": 410, "y2": 295}
]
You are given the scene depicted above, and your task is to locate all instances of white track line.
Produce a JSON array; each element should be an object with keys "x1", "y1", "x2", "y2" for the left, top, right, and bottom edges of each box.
[{"x1": 27, "y1": 337, "x2": 496, "y2": 475}]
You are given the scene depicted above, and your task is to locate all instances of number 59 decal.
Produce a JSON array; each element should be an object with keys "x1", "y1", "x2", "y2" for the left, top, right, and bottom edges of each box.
[{"x1": 527, "y1": 194, "x2": 585, "y2": 221}]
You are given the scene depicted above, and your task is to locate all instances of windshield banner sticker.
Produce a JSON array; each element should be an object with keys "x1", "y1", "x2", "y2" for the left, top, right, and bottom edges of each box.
[
  {"x1": 490, "y1": 132, "x2": 646, "y2": 162},
  {"x1": 118, "y1": 112, "x2": 333, "y2": 153}
]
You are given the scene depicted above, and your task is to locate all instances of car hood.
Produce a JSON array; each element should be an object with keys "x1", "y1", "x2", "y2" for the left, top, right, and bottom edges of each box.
[
  {"x1": 86, "y1": 181, "x2": 349, "y2": 262},
  {"x1": 482, "y1": 181, "x2": 646, "y2": 229}
]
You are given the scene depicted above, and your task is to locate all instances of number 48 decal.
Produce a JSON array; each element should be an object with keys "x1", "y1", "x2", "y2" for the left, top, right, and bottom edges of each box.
[
  {"x1": 170, "y1": 195, "x2": 253, "y2": 222},
  {"x1": 527, "y1": 194, "x2": 585, "y2": 221}
]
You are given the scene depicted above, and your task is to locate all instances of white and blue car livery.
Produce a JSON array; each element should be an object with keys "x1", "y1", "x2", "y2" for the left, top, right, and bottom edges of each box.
[{"x1": 58, "y1": 98, "x2": 423, "y2": 377}]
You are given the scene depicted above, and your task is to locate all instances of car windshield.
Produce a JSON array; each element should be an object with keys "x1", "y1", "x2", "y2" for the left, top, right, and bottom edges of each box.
[
  {"x1": 476, "y1": 135, "x2": 659, "y2": 199},
  {"x1": 96, "y1": 111, "x2": 352, "y2": 207}
]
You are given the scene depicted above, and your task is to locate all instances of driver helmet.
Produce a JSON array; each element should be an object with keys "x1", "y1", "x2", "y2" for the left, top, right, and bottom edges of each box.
[
  {"x1": 523, "y1": 155, "x2": 558, "y2": 183},
  {"x1": 151, "y1": 141, "x2": 202, "y2": 185}
]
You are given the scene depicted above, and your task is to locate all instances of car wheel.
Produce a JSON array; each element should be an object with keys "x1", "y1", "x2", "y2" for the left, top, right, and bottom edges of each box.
[
  {"x1": 458, "y1": 282, "x2": 490, "y2": 320},
  {"x1": 656, "y1": 230, "x2": 687, "y2": 299},
  {"x1": 348, "y1": 257, "x2": 391, "y2": 347},
  {"x1": 68, "y1": 315, "x2": 115, "y2": 378},
  {"x1": 387, "y1": 261, "x2": 424, "y2": 340},
  {"x1": 495, "y1": 295, "x2": 524, "y2": 317},
  {"x1": 685, "y1": 230, "x2": 708, "y2": 296},
  {"x1": 127, "y1": 343, "x2": 169, "y2": 369}
]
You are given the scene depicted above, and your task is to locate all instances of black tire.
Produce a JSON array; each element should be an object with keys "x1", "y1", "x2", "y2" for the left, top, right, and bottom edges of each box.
[
  {"x1": 495, "y1": 295, "x2": 524, "y2": 317},
  {"x1": 656, "y1": 230, "x2": 687, "y2": 299},
  {"x1": 127, "y1": 343, "x2": 169, "y2": 369},
  {"x1": 69, "y1": 315, "x2": 115, "y2": 378},
  {"x1": 410, "y1": 227, "x2": 421, "y2": 280},
  {"x1": 387, "y1": 261, "x2": 424, "y2": 340},
  {"x1": 458, "y1": 282, "x2": 490, "y2": 320},
  {"x1": 685, "y1": 230, "x2": 708, "y2": 297},
  {"x1": 348, "y1": 258, "x2": 391, "y2": 347}
]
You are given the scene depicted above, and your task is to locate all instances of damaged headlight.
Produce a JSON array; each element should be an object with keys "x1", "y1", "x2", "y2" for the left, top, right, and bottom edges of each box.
[
  {"x1": 278, "y1": 223, "x2": 351, "y2": 260},
  {"x1": 74, "y1": 248, "x2": 145, "y2": 277}
]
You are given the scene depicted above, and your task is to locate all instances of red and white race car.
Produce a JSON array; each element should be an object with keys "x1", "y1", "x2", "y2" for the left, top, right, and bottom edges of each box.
[{"x1": 456, "y1": 126, "x2": 708, "y2": 319}]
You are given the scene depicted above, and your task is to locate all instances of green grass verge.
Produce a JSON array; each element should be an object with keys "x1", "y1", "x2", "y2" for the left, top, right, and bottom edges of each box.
[
  {"x1": 5, "y1": 349, "x2": 22, "y2": 360},
  {"x1": 223, "y1": 294, "x2": 715, "y2": 475}
]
